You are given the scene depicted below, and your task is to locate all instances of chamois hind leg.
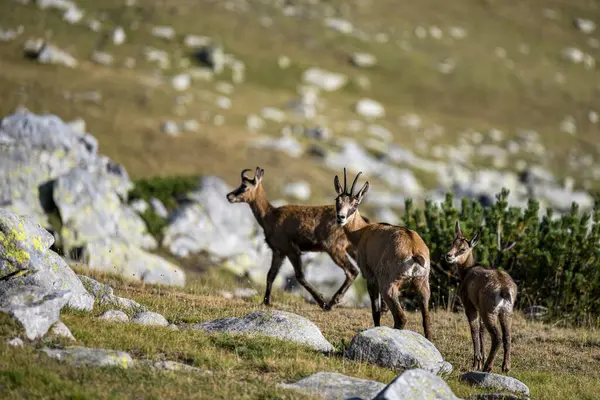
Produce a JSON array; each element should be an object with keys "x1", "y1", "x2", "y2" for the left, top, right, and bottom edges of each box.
[
  {"x1": 366, "y1": 278, "x2": 382, "y2": 327},
  {"x1": 382, "y1": 282, "x2": 408, "y2": 330},
  {"x1": 323, "y1": 249, "x2": 359, "y2": 311},
  {"x1": 287, "y1": 251, "x2": 327, "y2": 310},
  {"x1": 482, "y1": 312, "x2": 501, "y2": 373},
  {"x1": 464, "y1": 300, "x2": 482, "y2": 370},
  {"x1": 263, "y1": 251, "x2": 285, "y2": 306},
  {"x1": 479, "y1": 319, "x2": 485, "y2": 364},
  {"x1": 499, "y1": 311, "x2": 513, "y2": 373},
  {"x1": 413, "y1": 277, "x2": 432, "y2": 340}
]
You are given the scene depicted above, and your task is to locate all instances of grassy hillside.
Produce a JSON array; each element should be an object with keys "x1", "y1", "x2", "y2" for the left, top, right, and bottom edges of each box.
[
  {"x1": 1, "y1": 0, "x2": 599, "y2": 203},
  {"x1": 1, "y1": 267, "x2": 599, "y2": 399}
]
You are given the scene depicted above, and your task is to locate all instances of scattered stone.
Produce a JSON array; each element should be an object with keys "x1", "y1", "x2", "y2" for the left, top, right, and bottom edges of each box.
[
  {"x1": 91, "y1": 51, "x2": 113, "y2": 66},
  {"x1": 49, "y1": 321, "x2": 76, "y2": 341},
  {"x1": 303, "y1": 67, "x2": 347, "y2": 92},
  {"x1": 281, "y1": 372, "x2": 386, "y2": 400},
  {"x1": 98, "y1": 310, "x2": 129, "y2": 323},
  {"x1": 184, "y1": 34, "x2": 211, "y2": 48},
  {"x1": 437, "y1": 58, "x2": 456, "y2": 74},
  {"x1": 261, "y1": 107, "x2": 286, "y2": 123},
  {"x1": 351, "y1": 52, "x2": 377, "y2": 68},
  {"x1": 0, "y1": 286, "x2": 71, "y2": 340},
  {"x1": 429, "y1": 26, "x2": 443, "y2": 40},
  {"x1": 282, "y1": 181, "x2": 311, "y2": 201},
  {"x1": 99, "y1": 295, "x2": 147, "y2": 313},
  {"x1": 171, "y1": 74, "x2": 191, "y2": 91},
  {"x1": 150, "y1": 360, "x2": 212, "y2": 374},
  {"x1": 325, "y1": 18, "x2": 354, "y2": 34},
  {"x1": 63, "y1": 6, "x2": 83, "y2": 24},
  {"x1": 230, "y1": 60, "x2": 245, "y2": 84},
  {"x1": 574, "y1": 18, "x2": 596, "y2": 34},
  {"x1": 560, "y1": 116, "x2": 577, "y2": 135},
  {"x1": 449, "y1": 26, "x2": 467, "y2": 39},
  {"x1": 523, "y1": 305, "x2": 548, "y2": 319},
  {"x1": 562, "y1": 47, "x2": 585, "y2": 64},
  {"x1": 87, "y1": 19, "x2": 101, "y2": 32},
  {"x1": 345, "y1": 327, "x2": 452, "y2": 375},
  {"x1": 130, "y1": 199, "x2": 149, "y2": 214},
  {"x1": 355, "y1": 98, "x2": 385, "y2": 119},
  {"x1": 149, "y1": 197, "x2": 168, "y2": 218},
  {"x1": 130, "y1": 311, "x2": 169, "y2": 327},
  {"x1": 112, "y1": 27, "x2": 126, "y2": 45},
  {"x1": 6, "y1": 337, "x2": 24, "y2": 347},
  {"x1": 24, "y1": 39, "x2": 78, "y2": 68},
  {"x1": 0, "y1": 26, "x2": 23, "y2": 42},
  {"x1": 589, "y1": 110, "x2": 599, "y2": 124},
  {"x1": 218, "y1": 288, "x2": 258, "y2": 299},
  {"x1": 470, "y1": 395, "x2": 525, "y2": 400},
  {"x1": 216, "y1": 96, "x2": 232, "y2": 110},
  {"x1": 42, "y1": 346, "x2": 134, "y2": 368},
  {"x1": 151, "y1": 26, "x2": 176, "y2": 40},
  {"x1": 161, "y1": 120, "x2": 180, "y2": 136},
  {"x1": 182, "y1": 119, "x2": 200, "y2": 133},
  {"x1": 278, "y1": 55, "x2": 291, "y2": 69},
  {"x1": 189, "y1": 310, "x2": 334, "y2": 353},
  {"x1": 374, "y1": 369, "x2": 461, "y2": 400},
  {"x1": 246, "y1": 114, "x2": 264, "y2": 132},
  {"x1": 460, "y1": 372, "x2": 529, "y2": 396},
  {"x1": 250, "y1": 136, "x2": 302, "y2": 157},
  {"x1": 414, "y1": 26, "x2": 427, "y2": 39},
  {"x1": 78, "y1": 275, "x2": 147, "y2": 313}
]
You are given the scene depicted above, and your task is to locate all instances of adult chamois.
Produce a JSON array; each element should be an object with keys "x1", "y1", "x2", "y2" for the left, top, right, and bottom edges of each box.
[
  {"x1": 332, "y1": 168, "x2": 432, "y2": 340},
  {"x1": 226, "y1": 167, "x2": 373, "y2": 311},
  {"x1": 445, "y1": 221, "x2": 518, "y2": 373}
]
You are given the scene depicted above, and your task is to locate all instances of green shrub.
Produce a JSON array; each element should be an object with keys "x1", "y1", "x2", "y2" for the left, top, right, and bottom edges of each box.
[{"x1": 402, "y1": 188, "x2": 600, "y2": 326}]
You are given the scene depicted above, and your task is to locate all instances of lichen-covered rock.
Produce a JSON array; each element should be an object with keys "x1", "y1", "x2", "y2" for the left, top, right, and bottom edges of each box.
[
  {"x1": 345, "y1": 327, "x2": 452, "y2": 375},
  {"x1": 48, "y1": 320, "x2": 76, "y2": 341},
  {"x1": 190, "y1": 310, "x2": 334, "y2": 353},
  {"x1": 41, "y1": 346, "x2": 134, "y2": 368},
  {"x1": 0, "y1": 285, "x2": 71, "y2": 340},
  {"x1": 78, "y1": 275, "x2": 147, "y2": 312},
  {"x1": 53, "y1": 167, "x2": 156, "y2": 250},
  {"x1": 98, "y1": 310, "x2": 129, "y2": 323},
  {"x1": 78, "y1": 275, "x2": 113, "y2": 298},
  {"x1": 374, "y1": 369, "x2": 462, "y2": 400},
  {"x1": 130, "y1": 311, "x2": 169, "y2": 327},
  {"x1": 460, "y1": 372, "x2": 529, "y2": 396},
  {"x1": 82, "y1": 238, "x2": 185, "y2": 287},
  {"x1": 0, "y1": 210, "x2": 94, "y2": 310},
  {"x1": 280, "y1": 372, "x2": 386, "y2": 400}
]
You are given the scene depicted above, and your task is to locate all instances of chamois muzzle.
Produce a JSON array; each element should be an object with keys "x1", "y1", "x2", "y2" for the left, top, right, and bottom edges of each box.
[{"x1": 445, "y1": 252, "x2": 456, "y2": 263}]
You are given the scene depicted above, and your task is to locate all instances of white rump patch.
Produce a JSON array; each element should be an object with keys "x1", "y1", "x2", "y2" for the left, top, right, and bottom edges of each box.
[{"x1": 494, "y1": 294, "x2": 513, "y2": 313}]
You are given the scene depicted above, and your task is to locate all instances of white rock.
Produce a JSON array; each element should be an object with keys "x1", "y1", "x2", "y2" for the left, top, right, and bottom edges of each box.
[
  {"x1": 448, "y1": 26, "x2": 467, "y2": 39},
  {"x1": 437, "y1": 58, "x2": 456, "y2": 74},
  {"x1": 355, "y1": 99, "x2": 385, "y2": 119},
  {"x1": 282, "y1": 181, "x2": 311, "y2": 201},
  {"x1": 562, "y1": 47, "x2": 585, "y2": 63},
  {"x1": 583, "y1": 53, "x2": 596, "y2": 69},
  {"x1": 150, "y1": 197, "x2": 168, "y2": 218},
  {"x1": 351, "y1": 52, "x2": 377, "y2": 68},
  {"x1": 589, "y1": 110, "x2": 599, "y2": 124},
  {"x1": 63, "y1": 6, "x2": 83, "y2": 24},
  {"x1": 429, "y1": 26, "x2": 443, "y2": 39},
  {"x1": 216, "y1": 96, "x2": 231, "y2": 110},
  {"x1": 152, "y1": 26, "x2": 176, "y2": 40},
  {"x1": 414, "y1": 26, "x2": 427, "y2": 39},
  {"x1": 171, "y1": 74, "x2": 191, "y2": 91},
  {"x1": 161, "y1": 121, "x2": 179, "y2": 136},
  {"x1": 98, "y1": 310, "x2": 129, "y2": 323},
  {"x1": 6, "y1": 337, "x2": 24, "y2": 347},
  {"x1": 215, "y1": 81, "x2": 234, "y2": 95},
  {"x1": 112, "y1": 27, "x2": 126, "y2": 45},
  {"x1": 367, "y1": 124, "x2": 393, "y2": 142},
  {"x1": 560, "y1": 116, "x2": 577, "y2": 135},
  {"x1": 261, "y1": 107, "x2": 286, "y2": 123},
  {"x1": 574, "y1": 18, "x2": 596, "y2": 34},
  {"x1": 91, "y1": 51, "x2": 113, "y2": 66},
  {"x1": 278, "y1": 55, "x2": 291, "y2": 69},
  {"x1": 130, "y1": 199, "x2": 149, "y2": 214},
  {"x1": 184, "y1": 34, "x2": 211, "y2": 48},
  {"x1": 246, "y1": 114, "x2": 265, "y2": 132},
  {"x1": 49, "y1": 321, "x2": 76, "y2": 341},
  {"x1": 182, "y1": 119, "x2": 200, "y2": 133},
  {"x1": 325, "y1": 18, "x2": 354, "y2": 34},
  {"x1": 302, "y1": 67, "x2": 347, "y2": 92},
  {"x1": 131, "y1": 311, "x2": 169, "y2": 327}
]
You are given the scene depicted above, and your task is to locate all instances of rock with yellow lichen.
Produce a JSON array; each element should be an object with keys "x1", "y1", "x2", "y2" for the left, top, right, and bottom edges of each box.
[
  {"x1": 40, "y1": 346, "x2": 134, "y2": 368},
  {"x1": 0, "y1": 209, "x2": 94, "y2": 311}
]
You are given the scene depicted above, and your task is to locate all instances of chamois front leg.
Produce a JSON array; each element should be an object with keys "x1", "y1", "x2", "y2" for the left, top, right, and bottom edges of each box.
[
  {"x1": 288, "y1": 251, "x2": 328, "y2": 310},
  {"x1": 366, "y1": 278, "x2": 382, "y2": 327},
  {"x1": 263, "y1": 251, "x2": 285, "y2": 306},
  {"x1": 464, "y1": 301, "x2": 483, "y2": 370},
  {"x1": 323, "y1": 249, "x2": 359, "y2": 311}
]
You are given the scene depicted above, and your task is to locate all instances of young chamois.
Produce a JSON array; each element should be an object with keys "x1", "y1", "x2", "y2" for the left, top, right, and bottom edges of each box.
[
  {"x1": 333, "y1": 169, "x2": 432, "y2": 340},
  {"x1": 226, "y1": 167, "x2": 371, "y2": 311},
  {"x1": 445, "y1": 221, "x2": 518, "y2": 373}
]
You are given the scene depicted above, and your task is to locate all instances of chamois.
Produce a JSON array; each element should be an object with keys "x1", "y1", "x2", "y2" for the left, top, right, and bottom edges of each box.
[
  {"x1": 333, "y1": 169, "x2": 432, "y2": 340},
  {"x1": 226, "y1": 167, "x2": 371, "y2": 311},
  {"x1": 445, "y1": 221, "x2": 518, "y2": 373}
]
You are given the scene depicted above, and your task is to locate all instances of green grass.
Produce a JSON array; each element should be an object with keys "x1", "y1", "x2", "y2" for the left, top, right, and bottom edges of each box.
[
  {"x1": 0, "y1": 0, "x2": 599, "y2": 206},
  {"x1": 1, "y1": 267, "x2": 599, "y2": 399}
]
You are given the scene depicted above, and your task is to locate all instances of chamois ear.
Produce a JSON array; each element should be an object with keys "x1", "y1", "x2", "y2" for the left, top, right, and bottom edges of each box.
[
  {"x1": 469, "y1": 230, "x2": 481, "y2": 248},
  {"x1": 455, "y1": 221, "x2": 462, "y2": 238},
  {"x1": 255, "y1": 167, "x2": 264, "y2": 184},
  {"x1": 334, "y1": 175, "x2": 343, "y2": 195},
  {"x1": 355, "y1": 181, "x2": 369, "y2": 204}
]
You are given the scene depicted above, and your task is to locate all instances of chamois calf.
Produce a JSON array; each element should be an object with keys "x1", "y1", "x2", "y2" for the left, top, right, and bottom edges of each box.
[
  {"x1": 333, "y1": 168, "x2": 432, "y2": 340},
  {"x1": 445, "y1": 221, "x2": 518, "y2": 373},
  {"x1": 226, "y1": 167, "x2": 369, "y2": 311}
]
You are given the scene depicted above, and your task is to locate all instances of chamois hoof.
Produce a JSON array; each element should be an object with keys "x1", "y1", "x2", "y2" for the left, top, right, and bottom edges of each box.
[{"x1": 502, "y1": 365, "x2": 511, "y2": 373}]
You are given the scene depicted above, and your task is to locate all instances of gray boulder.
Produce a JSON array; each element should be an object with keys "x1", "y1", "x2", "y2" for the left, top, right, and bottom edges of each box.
[
  {"x1": 98, "y1": 310, "x2": 129, "y2": 323},
  {"x1": 460, "y1": 372, "x2": 529, "y2": 396},
  {"x1": 0, "y1": 285, "x2": 71, "y2": 340},
  {"x1": 41, "y1": 346, "x2": 134, "y2": 368},
  {"x1": 374, "y1": 369, "x2": 462, "y2": 400},
  {"x1": 130, "y1": 311, "x2": 169, "y2": 327},
  {"x1": 78, "y1": 275, "x2": 147, "y2": 312},
  {"x1": 48, "y1": 320, "x2": 76, "y2": 341},
  {"x1": 345, "y1": 327, "x2": 452, "y2": 375},
  {"x1": 0, "y1": 210, "x2": 94, "y2": 310},
  {"x1": 280, "y1": 372, "x2": 386, "y2": 400},
  {"x1": 190, "y1": 310, "x2": 334, "y2": 353}
]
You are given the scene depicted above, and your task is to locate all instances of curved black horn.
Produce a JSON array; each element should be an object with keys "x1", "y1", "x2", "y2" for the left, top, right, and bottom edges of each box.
[
  {"x1": 241, "y1": 169, "x2": 253, "y2": 180},
  {"x1": 350, "y1": 172, "x2": 362, "y2": 195},
  {"x1": 343, "y1": 167, "x2": 348, "y2": 194}
]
